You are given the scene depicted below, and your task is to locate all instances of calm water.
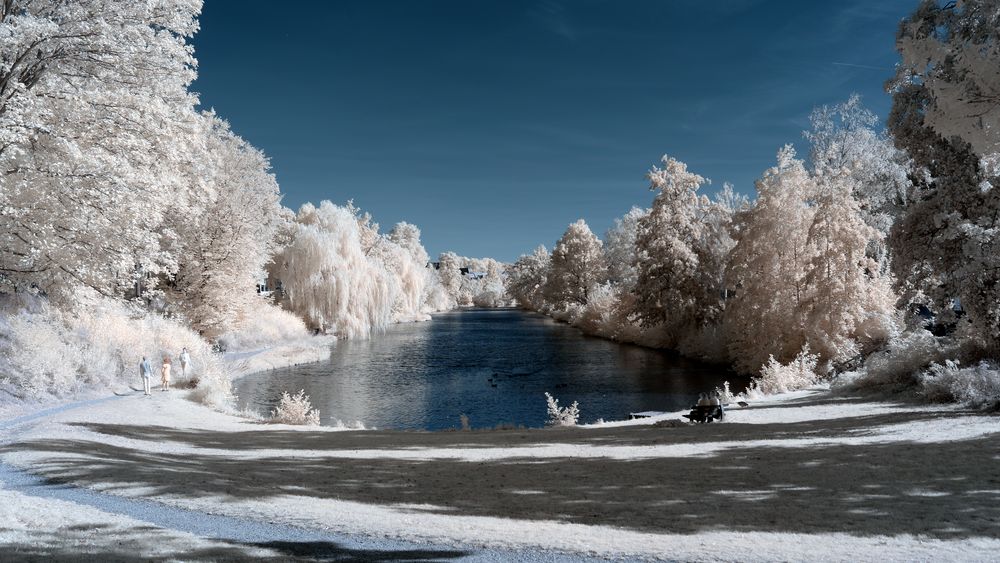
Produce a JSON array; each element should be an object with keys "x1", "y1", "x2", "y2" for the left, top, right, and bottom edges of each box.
[{"x1": 234, "y1": 308, "x2": 747, "y2": 430}]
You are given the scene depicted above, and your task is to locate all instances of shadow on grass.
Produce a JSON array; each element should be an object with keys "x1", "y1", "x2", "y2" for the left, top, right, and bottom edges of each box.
[
  {"x1": 10, "y1": 408, "x2": 1000, "y2": 539},
  {"x1": 0, "y1": 525, "x2": 467, "y2": 562}
]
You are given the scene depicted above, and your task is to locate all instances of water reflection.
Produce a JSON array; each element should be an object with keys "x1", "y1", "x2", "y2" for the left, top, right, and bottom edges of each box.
[{"x1": 234, "y1": 309, "x2": 748, "y2": 430}]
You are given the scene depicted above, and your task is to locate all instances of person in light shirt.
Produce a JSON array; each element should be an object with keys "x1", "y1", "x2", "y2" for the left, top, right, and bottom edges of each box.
[{"x1": 138, "y1": 356, "x2": 152, "y2": 396}]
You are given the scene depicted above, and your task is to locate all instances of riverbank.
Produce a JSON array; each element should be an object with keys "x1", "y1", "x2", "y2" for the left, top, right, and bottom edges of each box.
[
  {"x1": 1, "y1": 374, "x2": 997, "y2": 561},
  {"x1": 224, "y1": 334, "x2": 337, "y2": 380}
]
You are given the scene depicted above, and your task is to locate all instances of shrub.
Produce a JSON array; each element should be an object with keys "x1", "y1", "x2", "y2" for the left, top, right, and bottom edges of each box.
[
  {"x1": 270, "y1": 389, "x2": 321, "y2": 425},
  {"x1": 544, "y1": 392, "x2": 580, "y2": 426},
  {"x1": 745, "y1": 345, "x2": 820, "y2": 398},
  {"x1": 0, "y1": 307, "x2": 91, "y2": 397},
  {"x1": 837, "y1": 329, "x2": 946, "y2": 392},
  {"x1": 216, "y1": 299, "x2": 310, "y2": 352},
  {"x1": 714, "y1": 381, "x2": 735, "y2": 404},
  {"x1": 0, "y1": 295, "x2": 231, "y2": 406},
  {"x1": 329, "y1": 419, "x2": 366, "y2": 430},
  {"x1": 574, "y1": 283, "x2": 644, "y2": 343},
  {"x1": 921, "y1": 360, "x2": 1000, "y2": 409}
]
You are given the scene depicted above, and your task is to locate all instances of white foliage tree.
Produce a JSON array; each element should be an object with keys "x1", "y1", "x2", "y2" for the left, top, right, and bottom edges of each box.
[
  {"x1": 271, "y1": 202, "x2": 396, "y2": 338},
  {"x1": 166, "y1": 114, "x2": 285, "y2": 338},
  {"x1": 725, "y1": 146, "x2": 817, "y2": 374},
  {"x1": 543, "y1": 220, "x2": 606, "y2": 310},
  {"x1": 800, "y1": 171, "x2": 899, "y2": 365},
  {"x1": 0, "y1": 0, "x2": 203, "y2": 302},
  {"x1": 272, "y1": 202, "x2": 449, "y2": 336},
  {"x1": 377, "y1": 223, "x2": 426, "y2": 322},
  {"x1": 388, "y1": 222, "x2": 430, "y2": 266},
  {"x1": 508, "y1": 245, "x2": 550, "y2": 310},
  {"x1": 469, "y1": 257, "x2": 508, "y2": 307},
  {"x1": 632, "y1": 156, "x2": 712, "y2": 335},
  {"x1": 436, "y1": 251, "x2": 466, "y2": 305},
  {"x1": 347, "y1": 200, "x2": 381, "y2": 256},
  {"x1": 604, "y1": 206, "x2": 648, "y2": 291},
  {"x1": 805, "y1": 95, "x2": 912, "y2": 271},
  {"x1": 387, "y1": 222, "x2": 451, "y2": 314},
  {"x1": 435, "y1": 252, "x2": 507, "y2": 308},
  {"x1": 421, "y1": 270, "x2": 454, "y2": 312},
  {"x1": 696, "y1": 182, "x2": 747, "y2": 318}
]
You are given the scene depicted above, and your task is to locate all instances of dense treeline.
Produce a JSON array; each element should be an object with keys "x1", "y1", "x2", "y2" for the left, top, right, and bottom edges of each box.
[
  {"x1": 0, "y1": 1, "x2": 473, "y2": 402},
  {"x1": 509, "y1": 0, "x2": 1000, "y2": 406},
  {"x1": 508, "y1": 100, "x2": 902, "y2": 373}
]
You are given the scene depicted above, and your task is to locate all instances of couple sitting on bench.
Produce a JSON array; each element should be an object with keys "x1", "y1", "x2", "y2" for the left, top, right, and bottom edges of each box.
[{"x1": 684, "y1": 392, "x2": 725, "y2": 423}]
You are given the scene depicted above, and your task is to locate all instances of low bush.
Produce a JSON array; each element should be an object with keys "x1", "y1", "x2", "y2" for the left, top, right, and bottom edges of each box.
[
  {"x1": 714, "y1": 380, "x2": 736, "y2": 404},
  {"x1": 921, "y1": 360, "x2": 1000, "y2": 409},
  {"x1": 0, "y1": 295, "x2": 231, "y2": 406},
  {"x1": 745, "y1": 345, "x2": 820, "y2": 398},
  {"x1": 544, "y1": 391, "x2": 580, "y2": 426},
  {"x1": 270, "y1": 389, "x2": 321, "y2": 425},
  {"x1": 329, "y1": 419, "x2": 366, "y2": 430},
  {"x1": 216, "y1": 299, "x2": 310, "y2": 352},
  {"x1": 837, "y1": 329, "x2": 947, "y2": 393}
]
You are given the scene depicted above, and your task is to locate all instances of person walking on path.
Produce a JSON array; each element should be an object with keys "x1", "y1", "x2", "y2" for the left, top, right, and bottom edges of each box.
[
  {"x1": 161, "y1": 356, "x2": 172, "y2": 391},
  {"x1": 179, "y1": 347, "x2": 191, "y2": 378},
  {"x1": 139, "y1": 356, "x2": 153, "y2": 396}
]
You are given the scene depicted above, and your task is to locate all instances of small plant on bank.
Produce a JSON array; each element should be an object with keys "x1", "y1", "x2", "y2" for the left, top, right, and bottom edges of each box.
[
  {"x1": 714, "y1": 380, "x2": 735, "y2": 404},
  {"x1": 747, "y1": 345, "x2": 820, "y2": 397},
  {"x1": 270, "y1": 389, "x2": 321, "y2": 426},
  {"x1": 544, "y1": 392, "x2": 580, "y2": 426}
]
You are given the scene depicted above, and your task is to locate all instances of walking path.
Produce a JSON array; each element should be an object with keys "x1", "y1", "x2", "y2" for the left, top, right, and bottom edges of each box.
[{"x1": 0, "y1": 395, "x2": 605, "y2": 562}]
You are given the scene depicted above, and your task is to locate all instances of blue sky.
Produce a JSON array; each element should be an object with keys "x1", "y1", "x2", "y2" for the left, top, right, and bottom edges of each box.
[{"x1": 192, "y1": 0, "x2": 913, "y2": 262}]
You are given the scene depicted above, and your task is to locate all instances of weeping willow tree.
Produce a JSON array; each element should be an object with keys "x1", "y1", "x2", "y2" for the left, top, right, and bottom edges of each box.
[{"x1": 270, "y1": 201, "x2": 449, "y2": 338}]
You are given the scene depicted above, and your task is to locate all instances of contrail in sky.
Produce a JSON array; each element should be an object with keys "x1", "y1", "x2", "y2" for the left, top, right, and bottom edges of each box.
[{"x1": 832, "y1": 62, "x2": 892, "y2": 71}]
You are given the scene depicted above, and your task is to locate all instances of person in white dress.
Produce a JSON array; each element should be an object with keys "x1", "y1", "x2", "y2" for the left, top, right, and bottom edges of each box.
[{"x1": 179, "y1": 347, "x2": 191, "y2": 378}]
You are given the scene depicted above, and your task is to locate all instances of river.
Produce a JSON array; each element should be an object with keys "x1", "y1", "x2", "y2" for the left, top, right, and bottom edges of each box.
[{"x1": 234, "y1": 308, "x2": 746, "y2": 430}]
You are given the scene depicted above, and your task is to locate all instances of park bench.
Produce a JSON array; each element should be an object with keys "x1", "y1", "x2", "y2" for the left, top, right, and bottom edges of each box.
[{"x1": 682, "y1": 404, "x2": 725, "y2": 423}]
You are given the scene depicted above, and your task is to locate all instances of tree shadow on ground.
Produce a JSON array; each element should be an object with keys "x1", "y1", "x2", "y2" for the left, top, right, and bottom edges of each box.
[
  {"x1": 11, "y1": 409, "x2": 1000, "y2": 539},
  {"x1": 0, "y1": 524, "x2": 468, "y2": 562}
]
